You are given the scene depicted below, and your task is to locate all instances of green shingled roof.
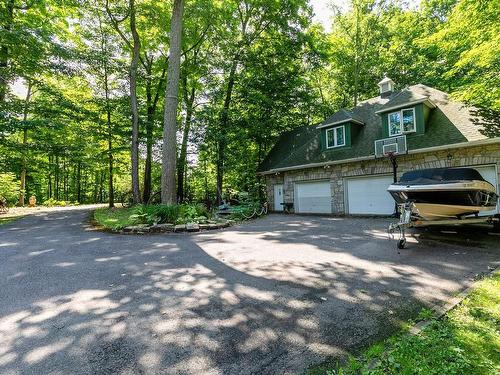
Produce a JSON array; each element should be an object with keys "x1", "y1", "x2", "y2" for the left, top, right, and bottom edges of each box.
[
  {"x1": 377, "y1": 87, "x2": 429, "y2": 112},
  {"x1": 259, "y1": 84, "x2": 487, "y2": 172},
  {"x1": 318, "y1": 108, "x2": 364, "y2": 127}
]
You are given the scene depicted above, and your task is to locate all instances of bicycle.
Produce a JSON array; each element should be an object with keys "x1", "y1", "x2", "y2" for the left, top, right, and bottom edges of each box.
[
  {"x1": 147, "y1": 191, "x2": 162, "y2": 205},
  {"x1": 0, "y1": 197, "x2": 9, "y2": 214},
  {"x1": 118, "y1": 191, "x2": 135, "y2": 208},
  {"x1": 241, "y1": 202, "x2": 269, "y2": 220}
]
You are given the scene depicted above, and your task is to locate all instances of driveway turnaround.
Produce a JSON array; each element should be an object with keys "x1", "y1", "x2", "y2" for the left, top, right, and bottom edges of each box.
[{"x1": 0, "y1": 207, "x2": 498, "y2": 374}]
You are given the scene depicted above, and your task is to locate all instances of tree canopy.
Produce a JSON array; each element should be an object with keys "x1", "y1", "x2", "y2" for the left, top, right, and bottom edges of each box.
[{"x1": 0, "y1": 0, "x2": 498, "y2": 206}]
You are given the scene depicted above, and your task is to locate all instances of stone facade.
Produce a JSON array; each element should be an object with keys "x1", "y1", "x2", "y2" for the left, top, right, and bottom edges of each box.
[{"x1": 264, "y1": 143, "x2": 500, "y2": 214}]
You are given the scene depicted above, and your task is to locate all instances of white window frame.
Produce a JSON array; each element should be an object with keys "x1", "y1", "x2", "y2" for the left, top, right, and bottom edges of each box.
[
  {"x1": 326, "y1": 125, "x2": 346, "y2": 148},
  {"x1": 388, "y1": 107, "x2": 416, "y2": 137}
]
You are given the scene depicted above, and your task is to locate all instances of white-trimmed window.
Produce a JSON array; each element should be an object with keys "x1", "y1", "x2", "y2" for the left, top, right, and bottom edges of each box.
[
  {"x1": 326, "y1": 125, "x2": 345, "y2": 148},
  {"x1": 388, "y1": 108, "x2": 416, "y2": 136}
]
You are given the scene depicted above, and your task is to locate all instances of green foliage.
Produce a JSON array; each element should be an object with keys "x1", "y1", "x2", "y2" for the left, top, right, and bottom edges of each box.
[
  {"x1": 416, "y1": 308, "x2": 435, "y2": 321},
  {"x1": 130, "y1": 203, "x2": 211, "y2": 225},
  {"x1": 95, "y1": 203, "x2": 213, "y2": 229},
  {"x1": 1, "y1": 0, "x2": 498, "y2": 209},
  {"x1": 94, "y1": 207, "x2": 135, "y2": 230},
  {"x1": 130, "y1": 204, "x2": 180, "y2": 225},
  {"x1": 42, "y1": 198, "x2": 79, "y2": 207},
  {"x1": 311, "y1": 272, "x2": 500, "y2": 375},
  {"x1": 0, "y1": 173, "x2": 19, "y2": 205},
  {"x1": 0, "y1": 216, "x2": 22, "y2": 226}
]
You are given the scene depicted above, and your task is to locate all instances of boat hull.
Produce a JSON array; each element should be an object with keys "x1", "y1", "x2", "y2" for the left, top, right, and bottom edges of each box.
[
  {"x1": 388, "y1": 181, "x2": 498, "y2": 220},
  {"x1": 412, "y1": 203, "x2": 493, "y2": 220}
]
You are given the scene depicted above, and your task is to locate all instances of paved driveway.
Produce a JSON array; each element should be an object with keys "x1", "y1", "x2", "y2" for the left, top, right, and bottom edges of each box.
[{"x1": 0, "y1": 207, "x2": 498, "y2": 374}]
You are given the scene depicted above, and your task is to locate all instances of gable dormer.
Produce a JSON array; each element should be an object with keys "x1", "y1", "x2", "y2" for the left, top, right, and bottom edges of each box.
[
  {"x1": 376, "y1": 87, "x2": 436, "y2": 138},
  {"x1": 317, "y1": 109, "x2": 364, "y2": 151}
]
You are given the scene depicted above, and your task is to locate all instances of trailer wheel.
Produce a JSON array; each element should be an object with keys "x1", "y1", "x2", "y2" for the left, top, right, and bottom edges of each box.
[{"x1": 397, "y1": 238, "x2": 406, "y2": 249}]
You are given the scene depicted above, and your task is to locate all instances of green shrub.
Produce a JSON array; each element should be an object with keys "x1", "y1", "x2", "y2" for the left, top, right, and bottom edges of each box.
[
  {"x1": 129, "y1": 204, "x2": 181, "y2": 225},
  {"x1": 151, "y1": 204, "x2": 181, "y2": 224},
  {"x1": 0, "y1": 173, "x2": 19, "y2": 206},
  {"x1": 129, "y1": 203, "x2": 211, "y2": 225},
  {"x1": 42, "y1": 198, "x2": 69, "y2": 207},
  {"x1": 43, "y1": 198, "x2": 57, "y2": 207},
  {"x1": 177, "y1": 203, "x2": 211, "y2": 223}
]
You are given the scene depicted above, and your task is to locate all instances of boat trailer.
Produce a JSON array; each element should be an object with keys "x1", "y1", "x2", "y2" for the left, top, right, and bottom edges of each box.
[{"x1": 388, "y1": 201, "x2": 500, "y2": 249}]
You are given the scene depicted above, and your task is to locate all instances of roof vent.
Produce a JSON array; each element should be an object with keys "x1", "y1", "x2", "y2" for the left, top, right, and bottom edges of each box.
[{"x1": 378, "y1": 76, "x2": 395, "y2": 98}]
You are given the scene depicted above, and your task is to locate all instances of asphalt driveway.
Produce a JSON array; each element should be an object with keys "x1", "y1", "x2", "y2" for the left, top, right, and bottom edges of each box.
[{"x1": 0, "y1": 207, "x2": 498, "y2": 374}]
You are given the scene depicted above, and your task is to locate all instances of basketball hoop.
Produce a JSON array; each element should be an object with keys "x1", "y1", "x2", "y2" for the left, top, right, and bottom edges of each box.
[{"x1": 384, "y1": 151, "x2": 397, "y2": 159}]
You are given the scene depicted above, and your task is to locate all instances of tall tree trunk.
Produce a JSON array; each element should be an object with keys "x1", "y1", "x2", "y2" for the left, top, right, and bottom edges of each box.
[
  {"x1": 77, "y1": 162, "x2": 82, "y2": 203},
  {"x1": 353, "y1": 2, "x2": 361, "y2": 106},
  {"x1": 216, "y1": 57, "x2": 238, "y2": 204},
  {"x1": 143, "y1": 80, "x2": 154, "y2": 203},
  {"x1": 99, "y1": 170, "x2": 104, "y2": 202},
  {"x1": 0, "y1": 0, "x2": 14, "y2": 104},
  {"x1": 142, "y1": 62, "x2": 167, "y2": 203},
  {"x1": 55, "y1": 154, "x2": 60, "y2": 200},
  {"x1": 63, "y1": 159, "x2": 68, "y2": 201},
  {"x1": 18, "y1": 81, "x2": 32, "y2": 206},
  {"x1": 177, "y1": 80, "x2": 195, "y2": 203},
  {"x1": 107, "y1": 121, "x2": 114, "y2": 207},
  {"x1": 129, "y1": 0, "x2": 141, "y2": 204},
  {"x1": 161, "y1": 0, "x2": 184, "y2": 204},
  {"x1": 103, "y1": 50, "x2": 114, "y2": 208},
  {"x1": 48, "y1": 155, "x2": 53, "y2": 199},
  {"x1": 93, "y1": 170, "x2": 99, "y2": 203},
  {"x1": 98, "y1": 9, "x2": 115, "y2": 208}
]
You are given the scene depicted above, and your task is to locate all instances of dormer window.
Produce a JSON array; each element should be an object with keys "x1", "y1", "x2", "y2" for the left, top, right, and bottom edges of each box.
[
  {"x1": 326, "y1": 125, "x2": 345, "y2": 148},
  {"x1": 388, "y1": 108, "x2": 416, "y2": 136}
]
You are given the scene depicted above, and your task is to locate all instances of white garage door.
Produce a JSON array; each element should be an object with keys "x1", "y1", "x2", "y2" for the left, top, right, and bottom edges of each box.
[
  {"x1": 295, "y1": 181, "x2": 332, "y2": 214},
  {"x1": 469, "y1": 165, "x2": 498, "y2": 215},
  {"x1": 346, "y1": 175, "x2": 394, "y2": 215}
]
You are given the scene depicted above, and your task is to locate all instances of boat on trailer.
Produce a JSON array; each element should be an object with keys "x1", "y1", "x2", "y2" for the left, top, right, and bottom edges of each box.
[
  {"x1": 388, "y1": 168, "x2": 498, "y2": 220},
  {"x1": 387, "y1": 167, "x2": 499, "y2": 249}
]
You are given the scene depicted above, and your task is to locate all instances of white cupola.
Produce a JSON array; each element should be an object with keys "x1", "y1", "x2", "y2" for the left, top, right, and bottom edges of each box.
[{"x1": 378, "y1": 76, "x2": 395, "y2": 98}]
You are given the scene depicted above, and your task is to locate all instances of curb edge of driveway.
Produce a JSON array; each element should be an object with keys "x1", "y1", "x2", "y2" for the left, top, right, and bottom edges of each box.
[{"x1": 367, "y1": 266, "x2": 498, "y2": 370}]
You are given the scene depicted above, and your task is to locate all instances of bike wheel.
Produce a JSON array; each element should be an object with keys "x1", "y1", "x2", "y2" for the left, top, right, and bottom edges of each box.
[
  {"x1": 147, "y1": 191, "x2": 161, "y2": 205},
  {"x1": 121, "y1": 192, "x2": 134, "y2": 208}
]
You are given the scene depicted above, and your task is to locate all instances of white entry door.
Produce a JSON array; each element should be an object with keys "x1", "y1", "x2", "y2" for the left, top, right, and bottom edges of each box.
[
  {"x1": 470, "y1": 165, "x2": 498, "y2": 215},
  {"x1": 295, "y1": 181, "x2": 332, "y2": 214},
  {"x1": 273, "y1": 184, "x2": 284, "y2": 211},
  {"x1": 346, "y1": 175, "x2": 394, "y2": 215}
]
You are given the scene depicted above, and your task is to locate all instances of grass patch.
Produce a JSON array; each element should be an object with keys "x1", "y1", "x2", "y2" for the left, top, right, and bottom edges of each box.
[
  {"x1": 93, "y1": 207, "x2": 135, "y2": 230},
  {"x1": 310, "y1": 272, "x2": 500, "y2": 375},
  {"x1": 0, "y1": 216, "x2": 22, "y2": 226}
]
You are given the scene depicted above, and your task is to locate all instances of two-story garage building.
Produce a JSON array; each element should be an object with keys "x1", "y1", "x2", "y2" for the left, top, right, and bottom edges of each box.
[{"x1": 258, "y1": 78, "x2": 500, "y2": 215}]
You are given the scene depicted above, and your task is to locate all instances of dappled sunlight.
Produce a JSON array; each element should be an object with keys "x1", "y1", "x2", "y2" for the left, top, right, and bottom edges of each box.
[
  {"x1": 28, "y1": 249, "x2": 55, "y2": 256},
  {"x1": 53, "y1": 262, "x2": 76, "y2": 268},
  {"x1": 0, "y1": 209, "x2": 497, "y2": 373},
  {"x1": 24, "y1": 338, "x2": 73, "y2": 364},
  {"x1": 0, "y1": 242, "x2": 19, "y2": 248}
]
